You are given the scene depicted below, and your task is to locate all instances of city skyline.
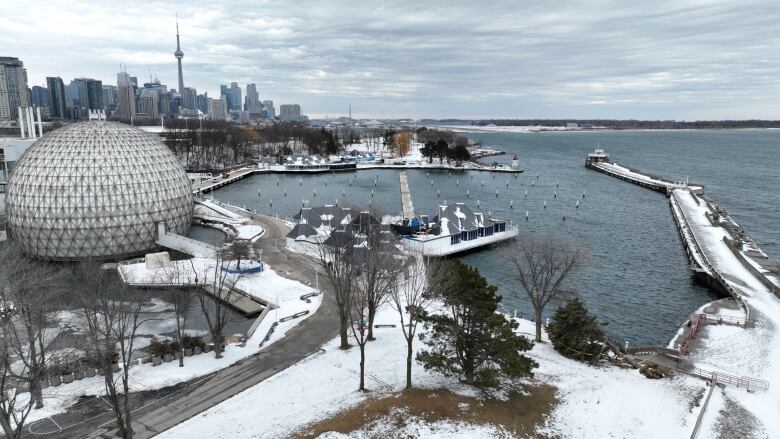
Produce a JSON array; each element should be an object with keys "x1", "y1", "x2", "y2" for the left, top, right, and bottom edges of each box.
[{"x1": 2, "y1": 0, "x2": 780, "y2": 119}]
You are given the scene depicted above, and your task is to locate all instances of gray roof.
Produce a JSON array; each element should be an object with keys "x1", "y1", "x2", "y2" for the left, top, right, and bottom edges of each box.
[
  {"x1": 286, "y1": 223, "x2": 318, "y2": 239},
  {"x1": 289, "y1": 205, "x2": 383, "y2": 239}
]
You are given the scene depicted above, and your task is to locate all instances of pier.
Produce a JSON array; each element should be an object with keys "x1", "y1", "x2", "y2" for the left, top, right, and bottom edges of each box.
[
  {"x1": 193, "y1": 159, "x2": 524, "y2": 195},
  {"x1": 585, "y1": 149, "x2": 701, "y2": 195},
  {"x1": 586, "y1": 149, "x2": 779, "y2": 396}
]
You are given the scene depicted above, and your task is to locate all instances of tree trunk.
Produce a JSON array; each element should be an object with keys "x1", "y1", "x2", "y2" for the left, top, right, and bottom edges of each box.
[
  {"x1": 535, "y1": 308, "x2": 543, "y2": 342},
  {"x1": 0, "y1": 415, "x2": 16, "y2": 439},
  {"x1": 359, "y1": 344, "x2": 366, "y2": 391},
  {"x1": 339, "y1": 313, "x2": 350, "y2": 350},
  {"x1": 175, "y1": 315, "x2": 184, "y2": 367},
  {"x1": 367, "y1": 304, "x2": 376, "y2": 341},
  {"x1": 31, "y1": 376, "x2": 44, "y2": 409},
  {"x1": 214, "y1": 337, "x2": 223, "y2": 359},
  {"x1": 405, "y1": 338, "x2": 414, "y2": 389}
]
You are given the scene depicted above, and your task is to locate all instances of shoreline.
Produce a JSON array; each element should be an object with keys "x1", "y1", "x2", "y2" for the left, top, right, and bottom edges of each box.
[{"x1": 442, "y1": 125, "x2": 780, "y2": 134}]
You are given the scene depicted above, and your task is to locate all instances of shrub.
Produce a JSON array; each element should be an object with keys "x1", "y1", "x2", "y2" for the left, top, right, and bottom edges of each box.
[{"x1": 546, "y1": 298, "x2": 605, "y2": 364}]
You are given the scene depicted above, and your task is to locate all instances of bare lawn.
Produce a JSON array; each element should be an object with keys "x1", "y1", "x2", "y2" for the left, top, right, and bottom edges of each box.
[{"x1": 296, "y1": 385, "x2": 557, "y2": 438}]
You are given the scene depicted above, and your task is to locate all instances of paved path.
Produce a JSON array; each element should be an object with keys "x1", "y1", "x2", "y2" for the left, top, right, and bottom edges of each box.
[{"x1": 90, "y1": 214, "x2": 339, "y2": 438}]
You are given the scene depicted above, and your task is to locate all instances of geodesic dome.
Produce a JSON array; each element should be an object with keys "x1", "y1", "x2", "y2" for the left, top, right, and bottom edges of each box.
[{"x1": 4, "y1": 121, "x2": 193, "y2": 260}]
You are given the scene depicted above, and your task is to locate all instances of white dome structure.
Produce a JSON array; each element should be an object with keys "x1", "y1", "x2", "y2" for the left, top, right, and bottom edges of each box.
[{"x1": 5, "y1": 121, "x2": 193, "y2": 260}]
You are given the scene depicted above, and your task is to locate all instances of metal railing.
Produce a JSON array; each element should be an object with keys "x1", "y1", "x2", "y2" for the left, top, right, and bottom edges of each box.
[{"x1": 670, "y1": 192, "x2": 751, "y2": 323}]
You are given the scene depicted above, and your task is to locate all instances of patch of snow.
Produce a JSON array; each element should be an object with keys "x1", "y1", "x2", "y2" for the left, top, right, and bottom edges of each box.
[
  {"x1": 22, "y1": 264, "x2": 320, "y2": 426},
  {"x1": 319, "y1": 413, "x2": 513, "y2": 438},
  {"x1": 160, "y1": 305, "x2": 703, "y2": 439}
]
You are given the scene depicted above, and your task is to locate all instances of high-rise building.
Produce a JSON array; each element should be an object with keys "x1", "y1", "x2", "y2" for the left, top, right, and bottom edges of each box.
[
  {"x1": 245, "y1": 83, "x2": 260, "y2": 111},
  {"x1": 181, "y1": 86, "x2": 197, "y2": 111},
  {"x1": 65, "y1": 80, "x2": 80, "y2": 107},
  {"x1": 174, "y1": 18, "x2": 185, "y2": 96},
  {"x1": 219, "y1": 84, "x2": 231, "y2": 110},
  {"x1": 196, "y1": 92, "x2": 209, "y2": 114},
  {"x1": 116, "y1": 84, "x2": 136, "y2": 119},
  {"x1": 229, "y1": 82, "x2": 241, "y2": 111},
  {"x1": 72, "y1": 78, "x2": 103, "y2": 111},
  {"x1": 279, "y1": 104, "x2": 302, "y2": 121},
  {"x1": 117, "y1": 72, "x2": 132, "y2": 87},
  {"x1": 262, "y1": 100, "x2": 275, "y2": 118},
  {"x1": 46, "y1": 77, "x2": 66, "y2": 119},
  {"x1": 208, "y1": 98, "x2": 228, "y2": 121},
  {"x1": 102, "y1": 85, "x2": 117, "y2": 107},
  {"x1": 0, "y1": 57, "x2": 30, "y2": 120},
  {"x1": 139, "y1": 94, "x2": 158, "y2": 119},
  {"x1": 31, "y1": 86, "x2": 49, "y2": 108}
]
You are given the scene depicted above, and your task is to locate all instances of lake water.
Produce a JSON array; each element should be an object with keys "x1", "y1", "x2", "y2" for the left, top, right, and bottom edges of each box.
[{"x1": 205, "y1": 129, "x2": 780, "y2": 346}]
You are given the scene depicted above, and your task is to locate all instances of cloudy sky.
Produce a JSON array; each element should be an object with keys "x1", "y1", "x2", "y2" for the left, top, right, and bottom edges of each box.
[{"x1": 2, "y1": 0, "x2": 779, "y2": 119}]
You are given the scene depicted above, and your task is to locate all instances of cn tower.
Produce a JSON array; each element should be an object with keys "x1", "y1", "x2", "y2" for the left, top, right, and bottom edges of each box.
[{"x1": 174, "y1": 16, "x2": 185, "y2": 93}]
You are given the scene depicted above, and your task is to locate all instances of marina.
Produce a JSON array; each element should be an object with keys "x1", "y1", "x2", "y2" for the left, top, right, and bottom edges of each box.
[{"x1": 180, "y1": 129, "x2": 780, "y2": 347}]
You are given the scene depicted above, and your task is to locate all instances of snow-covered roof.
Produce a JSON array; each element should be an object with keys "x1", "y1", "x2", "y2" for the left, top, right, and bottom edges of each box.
[{"x1": 430, "y1": 203, "x2": 495, "y2": 236}]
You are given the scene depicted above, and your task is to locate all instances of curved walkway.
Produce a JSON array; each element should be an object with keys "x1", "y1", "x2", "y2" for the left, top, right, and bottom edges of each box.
[{"x1": 90, "y1": 214, "x2": 339, "y2": 438}]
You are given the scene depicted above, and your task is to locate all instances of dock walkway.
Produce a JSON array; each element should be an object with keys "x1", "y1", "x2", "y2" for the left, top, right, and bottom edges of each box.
[
  {"x1": 586, "y1": 158, "x2": 700, "y2": 195},
  {"x1": 585, "y1": 151, "x2": 778, "y2": 398}
]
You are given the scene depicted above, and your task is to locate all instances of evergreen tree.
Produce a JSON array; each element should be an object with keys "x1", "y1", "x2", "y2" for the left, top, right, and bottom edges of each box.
[
  {"x1": 417, "y1": 260, "x2": 537, "y2": 387},
  {"x1": 448, "y1": 144, "x2": 470, "y2": 165},
  {"x1": 420, "y1": 141, "x2": 436, "y2": 163},
  {"x1": 546, "y1": 298, "x2": 605, "y2": 364},
  {"x1": 434, "y1": 139, "x2": 449, "y2": 163}
]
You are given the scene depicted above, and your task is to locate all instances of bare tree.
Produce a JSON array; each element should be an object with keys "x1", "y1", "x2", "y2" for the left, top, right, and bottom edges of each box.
[
  {"x1": 360, "y1": 225, "x2": 402, "y2": 341},
  {"x1": 223, "y1": 240, "x2": 254, "y2": 271},
  {"x1": 0, "y1": 330, "x2": 32, "y2": 439},
  {"x1": 159, "y1": 261, "x2": 194, "y2": 367},
  {"x1": 504, "y1": 236, "x2": 584, "y2": 342},
  {"x1": 169, "y1": 287, "x2": 191, "y2": 368},
  {"x1": 197, "y1": 249, "x2": 242, "y2": 358},
  {"x1": 348, "y1": 268, "x2": 371, "y2": 391},
  {"x1": 0, "y1": 244, "x2": 63, "y2": 437},
  {"x1": 390, "y1": 253, "x2": 454, "y2": 389},
  {"x1": 0, "y1": 244, "x2": 62, "y2": 414},
  {"x1": 75, "y1": 262, "x2": 149, "y2": 439},
  {"x1": 309, "y1": 233, "x2": 361, "y2": 350}
]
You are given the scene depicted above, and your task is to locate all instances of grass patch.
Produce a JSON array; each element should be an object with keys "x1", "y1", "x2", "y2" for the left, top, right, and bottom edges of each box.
[{"x1": 295, "y1": 384, "x2": 557, "y2": 438}]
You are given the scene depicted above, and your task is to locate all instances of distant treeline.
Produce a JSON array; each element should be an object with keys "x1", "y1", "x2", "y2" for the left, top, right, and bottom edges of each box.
[{"x1": 422, "y1": 119, "x2": 780, "y2": 129}]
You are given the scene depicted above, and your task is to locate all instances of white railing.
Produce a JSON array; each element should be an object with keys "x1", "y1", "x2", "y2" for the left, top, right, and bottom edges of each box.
[{"x1": 670, "y1": 192, "x2": 751, "y2": 323}]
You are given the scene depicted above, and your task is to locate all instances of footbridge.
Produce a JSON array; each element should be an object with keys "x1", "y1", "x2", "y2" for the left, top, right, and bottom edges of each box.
[
  {"x1": 156, "y1": 222, "x2": 217, "y2": 258},
  {"x1": 625, "y1": 347, "x2": 768, "y2": 392}
]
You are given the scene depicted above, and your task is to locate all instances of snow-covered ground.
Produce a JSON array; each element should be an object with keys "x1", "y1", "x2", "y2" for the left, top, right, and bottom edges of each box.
[
  {"x1": 194, "y1": 199, "x2": 265, "y2": 242},
  {"x1": 672, "y1": 189, "x2": 780, "y2": 436},
  {"x1": 23, "y1": 263, "x2": 320, "y2": 427},
  {"x1": 159, "y1": 304, "x2": 706, "y2": 439}
]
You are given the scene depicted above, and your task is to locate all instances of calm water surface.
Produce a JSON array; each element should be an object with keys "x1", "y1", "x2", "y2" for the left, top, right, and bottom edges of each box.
[{"x1": 206, "y1": 129, "x2": 780, "y2": 345}]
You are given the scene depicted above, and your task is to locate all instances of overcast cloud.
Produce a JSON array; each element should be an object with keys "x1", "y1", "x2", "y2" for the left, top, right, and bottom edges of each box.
[{"x1": 2, "y1": 0, "x2": 779, "y2": 119}]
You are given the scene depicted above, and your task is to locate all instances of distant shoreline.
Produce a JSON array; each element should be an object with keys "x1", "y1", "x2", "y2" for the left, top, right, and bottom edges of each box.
[{"x1": 435, "y1": 125, "x2": 780, "y2": 134}]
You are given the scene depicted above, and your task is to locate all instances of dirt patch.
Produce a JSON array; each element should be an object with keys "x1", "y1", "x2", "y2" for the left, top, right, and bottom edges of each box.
[{"x1": 295, "y1": 384, "x2": 557, "y2": 438}]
